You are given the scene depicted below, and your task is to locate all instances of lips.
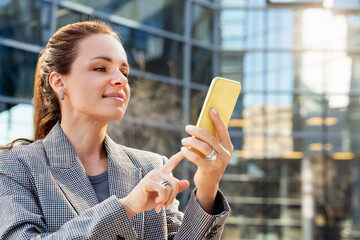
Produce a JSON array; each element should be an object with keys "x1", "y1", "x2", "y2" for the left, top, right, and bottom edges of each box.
[{"x1": 103, "y1": 92, "x2": 125, "y2": 101}]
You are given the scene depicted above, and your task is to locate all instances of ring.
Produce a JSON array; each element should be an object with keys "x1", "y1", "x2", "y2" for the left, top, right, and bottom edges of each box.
[
  {"x1": 160, "y1": 180, "x2": 171, "y2": 187},
  {"x1": 205, "y1": 148, "x2": 217, "y2": 160}
]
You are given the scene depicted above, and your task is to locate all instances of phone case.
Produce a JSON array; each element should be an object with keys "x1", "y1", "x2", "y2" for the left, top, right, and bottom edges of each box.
[{"x1": 195, "y1": 77, "x2": 242, "y2": 140}]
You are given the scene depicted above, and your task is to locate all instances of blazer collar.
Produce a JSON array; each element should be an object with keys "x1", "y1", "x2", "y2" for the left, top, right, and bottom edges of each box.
[
  {"x1": 44, "y1": 122, "x2": 99, "y2": 214},
  {"x1": 43, "y1": 122, "x2": 144, "y2": 237},
  {"x1": 43, "y1": 122, "x2": 140, "y2": 173},
  {"x1": 43, "y1": 122, "x2": 77, "y2": 169}
]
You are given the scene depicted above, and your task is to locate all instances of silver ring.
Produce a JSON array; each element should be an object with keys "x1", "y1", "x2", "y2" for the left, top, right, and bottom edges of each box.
[
  {"x1": 160, "y1": 180, "x2": 171, "y2": 187},
  {"x1": 205, "y1": 148, "x2": 217, "y2": 160}
]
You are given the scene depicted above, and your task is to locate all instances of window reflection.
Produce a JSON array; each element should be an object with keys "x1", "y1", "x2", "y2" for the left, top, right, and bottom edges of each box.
[
  {"x1": 56, "y1": 8, "x2": 90, "y2": 28},
  {"x1": 0, "y1": 103, "x2": 33, "y2": 145},
  {"x1": 192, "y1": 4, "x2": 213, "y2": 44},
  {"x1": 220, "y1": 4, "x2": 360, "y2": 238},
  {"x1": 242, "y1": 52, "x2": 264, "y2": 91},
  {"x1": 117, "y1": 26, "x2": 183, "y2": 78},
  {"x1": 0, "y1": 0, "x2": 52, "y2": 45},
  {"x1": 64, "y1": 0, "x2": 184, "y2": 34},
  {"x1": 222, "y1": 0, "x2": 266, "y2": 7},
  {"x1": 57, "y1": 10, "x2": 184, "y2": 79},
  {"x1": 0, "y1": 47, "x2": 37, "y2": 100},
  {"x1": 190, "y1": 89, "x2": 207, "y2": 124},
  {"x1": 349, "y1": 54, "x2": 360, "y2": 92},
  {"x1": 124, "y1": 76, "x2": 183, "y2": 125},
  {"x1": 191, "y1": 47, "x2": 213, "y2": 84},
  {"x1": 220, "y1": 51, "x2": 244, "y2": 83}
]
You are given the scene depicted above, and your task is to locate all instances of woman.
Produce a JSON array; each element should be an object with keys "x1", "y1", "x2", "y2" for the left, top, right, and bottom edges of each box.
[{"x1": 0, "y1": 21, "x2": 232, "y2": 239}]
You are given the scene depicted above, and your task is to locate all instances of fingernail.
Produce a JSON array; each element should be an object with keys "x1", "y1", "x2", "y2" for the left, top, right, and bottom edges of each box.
[
  {"x1": 186, "y1": 125, "x2": 194, "y2": 131},
  {"x1": 181, "y1": 138, "x2": 186, "y2": 144},
  {"x1": 211, "y1": 108, "x2": 218, "y2": 115},
  {"x1": 180, "y1": 147, "x2": 186, "y2": 151}
]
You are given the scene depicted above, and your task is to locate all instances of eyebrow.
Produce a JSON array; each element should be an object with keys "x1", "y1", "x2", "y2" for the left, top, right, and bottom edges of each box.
[{"x1": 90, "y1": 56, "x2": 129, "y2": 68}]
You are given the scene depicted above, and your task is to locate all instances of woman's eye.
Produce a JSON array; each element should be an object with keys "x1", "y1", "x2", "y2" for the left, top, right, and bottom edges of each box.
[
  {"x1": 119, "y1": 69, "x2": 128, "y2": 77},
  {"x1": 94, "y1": 67, "x2": 106, "y2": 72}
]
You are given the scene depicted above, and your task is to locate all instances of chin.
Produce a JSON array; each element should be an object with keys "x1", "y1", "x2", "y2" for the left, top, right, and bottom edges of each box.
[{"x1": 106, "y1": 109, "x2": 126, "y2": 122}]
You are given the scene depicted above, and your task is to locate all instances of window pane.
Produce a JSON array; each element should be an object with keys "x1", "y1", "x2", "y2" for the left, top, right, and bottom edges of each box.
[
  {"x1": 293, "y1": 94, "x2": 323, "y2": 133},
  {"x1": 266, "y1": 9, "x2": 294, "y2": 49},
  {"x1": 56, "y1": 7, "x2": 90, "y2": 27},
  {"x1": 220, "y1": 51, "x2": 244, "y2": 82},
  {"x1": 348, "y1": 14, "x2": 360, "y2": 50},
  {"x1": 56, "y1": 11, "x2": 184, "y2": 79},
  {"x1": 242, "y1": 52, "x2": 264, "y2": 91},
  {"x1": 192, "y1": 4, "x2": 213, "y2": 44},
  {"x1": 191, "y1": 47, "x2": 213, "y2": 84},
  {"x1": 0, "y1": 103, "x2": 34, "y2": 146},
  {"x1": 122, "y1": 76, "x2": 183, "y2": 125},
  {"x1": 347, "y1": 96, "x2": 360, "y2": 155},
  {"x1": 190, "y1": 89, "x2": 207, "y2": 124},
  {"x1": 348, "y1": 54, "x2": 360, "y2": 93},
  {"x1": 246, "y1": 10, "x2": 265, "y2": 49},
  {"x1": 221, "y1": 0, "x2": 266, "y2": 7},
  {"x1": 64, "y1": 0, "x2": 184, "y2": 34},
  {"x1": 268, "y1": 0, "x2": 322, "y2": 5},
  {"x1": 108, "y1": 122, "x2": 182, "y2": 158},
  {"x1": 117, "y1": 26, "x2": 184, "y2": 78},
  {"x1": 333, "y1": 0, "x2": 360, "y2": 8},
  {"x1": 0, "y1": 47, "x2": 37, "y2": 99},
  {"x1": 220, "y1": 10, "x2": 247, "y2": 49},
  {"x1": 266, "y1": 52, "x2": 294, "y2": 91},
  {"x1": 0, "y1": 0, "x2": 52, "y2": 45}
]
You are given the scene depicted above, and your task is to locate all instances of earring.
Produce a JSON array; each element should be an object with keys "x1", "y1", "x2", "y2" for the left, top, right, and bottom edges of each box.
[{"x1": 60, "y1": 91, "x2": 64, "y2": 100}]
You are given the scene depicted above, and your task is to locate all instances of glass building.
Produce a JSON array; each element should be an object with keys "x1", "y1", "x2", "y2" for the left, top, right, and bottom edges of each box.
[{"x1": 2, "y1": 0, "x2": 360, "y2": 239}]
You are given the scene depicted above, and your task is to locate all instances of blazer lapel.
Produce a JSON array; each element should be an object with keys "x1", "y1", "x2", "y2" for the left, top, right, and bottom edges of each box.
[
  {"x1": 104, "y1": 135, "x2": 144, "y2": 239},
  {"x1": 43, "y1": 123, "x2": 145, "y2": 238},
  {"x1": 44, "y1": 123, "x2": 99, "y2": 215}
]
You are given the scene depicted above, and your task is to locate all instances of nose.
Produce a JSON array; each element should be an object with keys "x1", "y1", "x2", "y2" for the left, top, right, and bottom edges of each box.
[{"x1": 110, "y1": 71, "x2": 128, "y2": 88}]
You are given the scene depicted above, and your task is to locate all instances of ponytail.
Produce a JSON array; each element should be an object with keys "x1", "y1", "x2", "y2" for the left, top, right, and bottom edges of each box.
[
  {"x1": 33, "y1": 51, "x2": 61, "y2": 141},
  {"x1": 0, "y1": 138, "x2": 33, "y2": 150}
]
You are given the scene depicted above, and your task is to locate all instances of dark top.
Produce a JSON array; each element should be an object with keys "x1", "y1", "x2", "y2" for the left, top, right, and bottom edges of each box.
[{"x1": 88, "y1": 170, "x2": 110, "y2": 202}]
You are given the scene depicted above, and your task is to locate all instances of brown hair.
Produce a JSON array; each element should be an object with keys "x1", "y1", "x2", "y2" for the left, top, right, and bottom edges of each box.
[{"x1": 1, "y1": 21, "x2": 121, "y2": 149}]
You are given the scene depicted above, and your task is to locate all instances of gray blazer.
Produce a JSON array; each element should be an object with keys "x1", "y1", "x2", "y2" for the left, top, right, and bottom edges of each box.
[{"x1": 0, "y1": 123, "x2": 230, "y2": 239}]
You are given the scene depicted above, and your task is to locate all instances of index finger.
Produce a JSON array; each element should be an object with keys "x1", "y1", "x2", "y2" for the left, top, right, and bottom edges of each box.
[
  {"x1": 160, "y1": 151, "x2": 184, "y2": 175},
  {"x1": 210, "y1": 108, "x2": 232, "y2": 149}
]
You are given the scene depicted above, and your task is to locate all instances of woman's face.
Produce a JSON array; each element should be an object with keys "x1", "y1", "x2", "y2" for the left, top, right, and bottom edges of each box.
[{"x1": 63, "y1": 33, "x2": 130, "y2": 123}]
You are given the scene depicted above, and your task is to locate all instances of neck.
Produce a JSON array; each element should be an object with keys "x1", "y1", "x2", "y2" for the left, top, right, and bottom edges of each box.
[{"x1": 60, "y1": 116, "x2": 108, "y2": 175}]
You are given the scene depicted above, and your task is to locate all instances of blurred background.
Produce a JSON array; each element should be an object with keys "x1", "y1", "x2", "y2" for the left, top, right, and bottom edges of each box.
[{"x1": 1, "y1": 0, "x2": 360, "y2": 239}]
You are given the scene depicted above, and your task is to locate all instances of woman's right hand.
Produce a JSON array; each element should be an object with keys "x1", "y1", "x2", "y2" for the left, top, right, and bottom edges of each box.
[{"x1": 119, "y1": 152, "x2": 189, "y2": 218}]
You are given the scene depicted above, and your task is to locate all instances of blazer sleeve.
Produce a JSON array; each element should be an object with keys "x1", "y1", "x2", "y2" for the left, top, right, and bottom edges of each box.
[
  {"x1": 0, "y1": 150, "x2": 137, "y2": 240},
  {"x1": 163, "y1": 157, "x2": 231, "y2": 240}
]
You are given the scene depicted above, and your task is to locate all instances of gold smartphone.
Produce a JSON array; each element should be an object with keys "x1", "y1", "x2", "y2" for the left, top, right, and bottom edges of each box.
[{"x1": 191, "y1": 77, "x2": 242, "y2": 156}]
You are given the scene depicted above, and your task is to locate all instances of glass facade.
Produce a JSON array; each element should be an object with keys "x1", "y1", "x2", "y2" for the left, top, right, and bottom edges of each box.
[
  {"x1": 220, "y1": 0, "x2": 360, "y2": 239},
  {"x1": 0, "y1": 0, "x2": 53, "y2": 45},
  {"x1": 2, "y1": 0, "x2": 360, "y2": 239}
]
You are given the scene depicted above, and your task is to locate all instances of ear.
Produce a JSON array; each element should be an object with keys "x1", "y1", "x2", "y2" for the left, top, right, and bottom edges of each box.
[{"x1": 48, "y1": 72, "x2": 65, "y2": 96}]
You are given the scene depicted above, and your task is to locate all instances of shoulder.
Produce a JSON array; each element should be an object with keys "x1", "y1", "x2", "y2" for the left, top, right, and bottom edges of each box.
[
  {"x1": 0, "y1": 141, "x2": 46, "y2": 184},
  {"x1": 1, "y1": 140, "x2": 46, "y2": 164}
]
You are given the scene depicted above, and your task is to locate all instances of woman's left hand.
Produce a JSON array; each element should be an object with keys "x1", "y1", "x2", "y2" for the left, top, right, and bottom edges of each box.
[{"x1": 180, "y1": 108, "x2": 233, "y2": 214}]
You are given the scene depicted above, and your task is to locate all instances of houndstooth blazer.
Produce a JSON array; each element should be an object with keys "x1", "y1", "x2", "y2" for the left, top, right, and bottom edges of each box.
[{"x1": 0, "y1": 123, "x2": 230, "y2": 240}]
